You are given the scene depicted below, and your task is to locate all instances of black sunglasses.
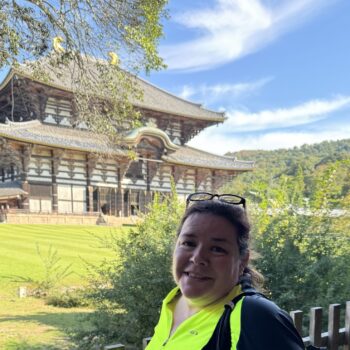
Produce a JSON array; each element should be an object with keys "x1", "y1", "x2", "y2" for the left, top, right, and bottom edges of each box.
[{"x1": 186, "y1": 192, "x2": 246, "y2": 209}]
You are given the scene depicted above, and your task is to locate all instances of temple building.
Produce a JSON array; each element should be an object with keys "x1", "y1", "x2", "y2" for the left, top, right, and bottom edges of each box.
[{"x1": 0, "y1": 60, "x2": 254, "y2": 217}]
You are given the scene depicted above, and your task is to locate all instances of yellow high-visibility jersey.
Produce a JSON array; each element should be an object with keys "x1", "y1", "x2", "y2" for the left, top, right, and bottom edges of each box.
[{"x1": 146, "y1": 285, "x2": 305, "y2": 350}]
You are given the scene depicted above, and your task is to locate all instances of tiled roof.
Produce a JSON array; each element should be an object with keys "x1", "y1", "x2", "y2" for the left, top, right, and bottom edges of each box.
[
  {"x1": 0, "y1": 120, "x2": 125, "y2": 155},
  {"x1": 163, "y1": 146, "x2": 254, "y2": 171},
  {"x1": 0, "y1": 57, "x2": 225, "y2": 122},
  {"x1": 0, "y1": 182, "x2": 27, "y2": 199},
  {"x1": 0, "y1": 122, "x2": 253, "y2": 171},
  {"x1": 136, "y1": 77, "x2": 224, "y2": 121}
]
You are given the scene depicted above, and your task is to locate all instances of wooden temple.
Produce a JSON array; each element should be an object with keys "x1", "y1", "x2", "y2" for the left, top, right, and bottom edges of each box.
[{"x1": 0, "y1": 61, "x2": 254, "y2": 216}]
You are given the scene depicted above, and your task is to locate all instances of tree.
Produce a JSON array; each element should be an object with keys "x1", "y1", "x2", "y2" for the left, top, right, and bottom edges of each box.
[
  {"x1": 250, "y1": 163, "x2": 350, "y2": 315},
  {"x1": 79, "y1": 185, "x2": 184, "y2": 348},
  {"x1": 0, "y1": 0, "x2": 167, "y2": 72},
  {"x1": 0, "y1": 0, "x2": 168, "y2": 141}
]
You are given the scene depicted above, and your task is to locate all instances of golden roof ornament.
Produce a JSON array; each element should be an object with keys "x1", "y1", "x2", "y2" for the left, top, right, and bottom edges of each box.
[
  {"x1": 108, "y1": 52, "x2": 119, "y2": 65},
  {"x1": 53, "y1": 36, "x2": 65, "y2": 53}
]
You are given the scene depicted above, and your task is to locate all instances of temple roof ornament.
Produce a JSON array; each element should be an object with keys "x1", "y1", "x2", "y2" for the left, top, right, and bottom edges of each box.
[{"x1": 124, "y1": 126, "x2": 179, "y2": 152}]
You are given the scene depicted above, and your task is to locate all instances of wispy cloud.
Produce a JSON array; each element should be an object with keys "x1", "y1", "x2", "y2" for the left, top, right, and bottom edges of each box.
[
  {"x1": 179, "y1": 77, "x2": 272, "y2": 103},
  {"x1": 189, "y1": 127, "x2": 350, "y2": 154},
  {"x1": 187, "y1": 94, "x2": 350, "y2": 154},
  {"x1": 224, "y1": 95, "x2": 350, "y2": 131},
  {"x1": 161, "y1": 0, "x2": 336, "y2": 71}
]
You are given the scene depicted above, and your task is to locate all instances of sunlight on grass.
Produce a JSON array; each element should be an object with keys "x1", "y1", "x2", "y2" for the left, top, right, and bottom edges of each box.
[
  {"x1": 0, "y1": 224, "x2": 124, "y2": 291},
  {"x1": 0, "y1": 224, "x2": 126, "y2": 349}
]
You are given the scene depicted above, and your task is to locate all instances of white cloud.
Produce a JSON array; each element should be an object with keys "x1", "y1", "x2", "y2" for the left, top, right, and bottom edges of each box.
[
  {"x1": 179, "y1": 77, "x2": 272, "y2": 102},
  {"x1": 179, "y1": 85, "x2": 197, "y2": 100},
  {"x1": 188, "y1": 127, "x2": 350, "y2": 155},
  {"x1": 161, "y1": 0, "x2": 336, "y2": 71},
  {"x1": 224, "y1": 95, "x2": 350, "y2": 132},
  {"x1": 187, "y1": 94, "x2": 350, "y2": 154}
]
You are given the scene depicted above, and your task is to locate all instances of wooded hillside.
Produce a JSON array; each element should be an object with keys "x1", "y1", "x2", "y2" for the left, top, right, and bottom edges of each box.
[{"x1": 224, "y1": 138, "x2": 350, "y2": 204}]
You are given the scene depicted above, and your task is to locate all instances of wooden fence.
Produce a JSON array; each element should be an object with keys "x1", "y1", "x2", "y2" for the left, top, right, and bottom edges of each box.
[
  {"x1": 104, "y1": 300, "x2": 350, "y2": 350},
  {"x1": 290, "y1": 301, "x2": 350, "y2": 350}
]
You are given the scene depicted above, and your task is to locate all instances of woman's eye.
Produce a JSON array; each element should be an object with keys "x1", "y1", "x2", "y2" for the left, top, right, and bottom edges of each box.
[
  {"x1": 211, "y1": 246, "x2": 227, "y2": 254},
  {"x1": 181, "y1": 240, "x2": 195, "y2": 247}
]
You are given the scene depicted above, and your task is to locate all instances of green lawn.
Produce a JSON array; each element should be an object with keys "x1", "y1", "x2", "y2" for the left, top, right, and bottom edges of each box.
[{"x1": 0, "y1": 224, "x2": 125, "y2": 349}]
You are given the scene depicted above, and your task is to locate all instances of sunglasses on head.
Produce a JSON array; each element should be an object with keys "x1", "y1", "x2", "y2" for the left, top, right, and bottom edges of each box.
[{"x1": 186, "y1": 192, "x2": 246, "y2": 209}]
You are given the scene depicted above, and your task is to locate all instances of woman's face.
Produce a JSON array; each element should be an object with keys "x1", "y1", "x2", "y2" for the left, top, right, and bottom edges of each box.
[{"x1": 173, "y1": 212, "x2": 248, "y2": 307}]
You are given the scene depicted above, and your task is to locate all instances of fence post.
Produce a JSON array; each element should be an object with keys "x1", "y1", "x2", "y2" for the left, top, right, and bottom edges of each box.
[
  {"x1": 310, "y1": 307, "x2": 323, "y2": 347},
  {"x1": 345, "y1": 301, "x2": 350, "y2": 350},
  {"x1": 290, "y1": 310, "x2": 303, "y2": 337},
  {"x1": 328, "y1": 304, "x2": 340, "y2": 350}
]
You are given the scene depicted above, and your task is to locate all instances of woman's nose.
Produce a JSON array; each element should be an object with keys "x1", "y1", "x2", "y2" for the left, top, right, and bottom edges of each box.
[{"x1": 190, "y1": 247, "x2": 208, "y2": 266}]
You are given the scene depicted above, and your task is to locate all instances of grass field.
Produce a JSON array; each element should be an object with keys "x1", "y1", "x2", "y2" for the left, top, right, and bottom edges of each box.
[{"x1": 0, "y1": 224, "x2": 125, "y2": 349}]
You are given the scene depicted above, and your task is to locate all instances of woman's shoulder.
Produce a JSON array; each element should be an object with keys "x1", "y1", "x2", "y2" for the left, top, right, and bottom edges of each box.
[
  {"x1": 236, "y1": 294, "x2": 305, "y2": 349},
  {"x1": 242, "y1": 293, "x2": 289, "y2": 319}
]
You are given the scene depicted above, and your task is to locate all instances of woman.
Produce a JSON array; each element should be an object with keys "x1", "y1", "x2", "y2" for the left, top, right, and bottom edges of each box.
[{"x1": 146, "y1": 192, "x2": 306, "y2": 350}]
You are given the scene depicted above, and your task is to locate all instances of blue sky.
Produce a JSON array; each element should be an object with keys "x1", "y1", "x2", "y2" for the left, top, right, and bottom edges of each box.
[
  {"x1": 1, "y1": 0, "x2": 349, "y2": 155},
  {"x1": 146, "y1": 0, "x2": 350, "y2": 154}
]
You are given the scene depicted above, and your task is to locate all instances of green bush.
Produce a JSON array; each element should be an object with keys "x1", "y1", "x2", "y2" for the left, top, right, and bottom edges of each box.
[
  {"x1": 46, "y1": 288, "x2": 89, "y2": 308},
  {"x1": 77, "y1": 184, "x2": 185, "y2": 348}
]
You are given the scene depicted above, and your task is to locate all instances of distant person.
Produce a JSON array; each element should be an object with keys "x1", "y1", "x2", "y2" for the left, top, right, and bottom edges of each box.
[{"x1": 145, "y1": 192, "x2": 313, "y2": 350}]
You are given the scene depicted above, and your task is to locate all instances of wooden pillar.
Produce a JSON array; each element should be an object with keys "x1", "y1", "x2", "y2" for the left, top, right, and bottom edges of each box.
[
  {"x1": 172, "y1": 165, "x2": 186, "y2": 187},
  {"x1": 145, "y1": 190, "x2": 152, "y2": 207},
  {"x1": 51, "y1": 149, "x2": 64, "y2": 213},
  {"x1": 139, "y1": 190, "x2": 146, "y2": 213},
  {"x1": 20, "y1": 145, "x2": 32, "y2": 211},
  {"x1": 110, "y1": 188, "x2": 116, "y2": 216},
  {"x1": 116, "y1": 187, "x2": 124, "y2": 217},
  {"x1": 86, "y1": 154, "x2": 98, "y2": 213},
  {"x1": 116, "y1": 160, "x2": 131, "y2": 217},
  {"x1": 212, "y1": 170, "x2": 226, "y2": 192},
  {"x1": 195, "y1": 169, "x2": 209, "y2": 192},
  {"x1": 124, "y1": 189, "x2": 130, "y2": 217},
  {"x1": 87, "y1": 186, "x2": 94, "y2": 212},
  {"x1": 146, "y1": 161, "x2": 158, "y2": 205},
  {"x1": 10, "y1": 165, "x2": 14, "y2": 181}
]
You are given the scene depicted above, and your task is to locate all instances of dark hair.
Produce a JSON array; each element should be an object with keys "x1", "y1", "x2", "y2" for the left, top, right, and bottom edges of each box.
[{"x1": 177, "y1": 200, "x2": 263, "y2": 288}]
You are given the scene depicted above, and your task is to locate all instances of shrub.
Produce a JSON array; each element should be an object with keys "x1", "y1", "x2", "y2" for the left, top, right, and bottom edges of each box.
[
  {"x1": 46, "y1": 288, "x2": 89, "y2": 308},
  {"x1": 77, "y1": 184, "x2": 184, "y2": 348}
]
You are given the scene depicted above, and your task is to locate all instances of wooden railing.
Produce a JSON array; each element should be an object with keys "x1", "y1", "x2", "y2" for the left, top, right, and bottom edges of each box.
[
  {"x1": 104, "y1": 301, "x2": 350, "y2": 350},
  {"x1": 290, "y1": 301, "x2": 350, "y2": 349}
]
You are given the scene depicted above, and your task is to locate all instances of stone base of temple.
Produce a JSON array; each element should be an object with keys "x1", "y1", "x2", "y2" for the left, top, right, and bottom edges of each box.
[{"x1": 4, "y1": 212, "x2": 138, "y2": 226}]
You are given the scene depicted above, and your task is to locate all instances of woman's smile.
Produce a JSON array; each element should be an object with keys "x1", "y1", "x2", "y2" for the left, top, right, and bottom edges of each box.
[{"x1": 183, "y1": 271, "x2": 212, "y2": 280}]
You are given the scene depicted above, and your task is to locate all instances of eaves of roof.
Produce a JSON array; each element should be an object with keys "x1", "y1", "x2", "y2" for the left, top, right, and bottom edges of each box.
[
  {"x1": 0, "y1": 66, "x2": 225, "y2": 123},
  {"x1": 0, "y1": 120, "x2": 125, "y2": 155},
  {"x1": 162, "y1": 145, "x2": 255, "y2": 171},
  {"x1": 0, "y1": 122, "x2": 253, "y2": 172}
]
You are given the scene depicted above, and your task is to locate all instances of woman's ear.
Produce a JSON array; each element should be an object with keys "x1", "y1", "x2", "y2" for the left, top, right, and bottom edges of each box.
[{"x1": 240, "y1": 250, "x2": 250, "y2": 275}]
